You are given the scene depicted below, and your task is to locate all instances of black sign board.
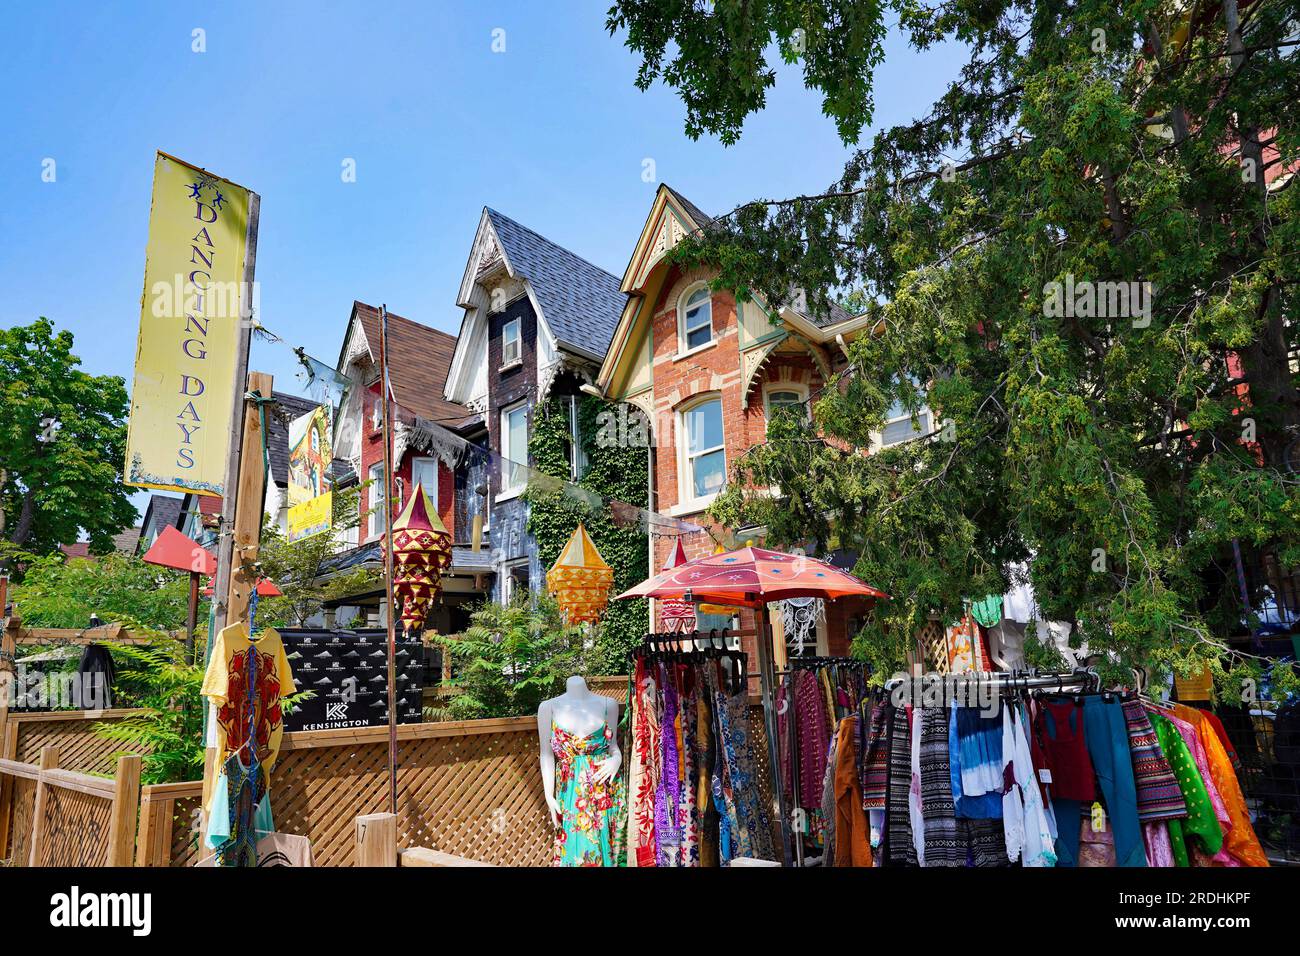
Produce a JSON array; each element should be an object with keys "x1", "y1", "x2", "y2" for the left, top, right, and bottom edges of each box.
[{"x1": 278, "y1": 628, "x2": 425, "y2": 732}]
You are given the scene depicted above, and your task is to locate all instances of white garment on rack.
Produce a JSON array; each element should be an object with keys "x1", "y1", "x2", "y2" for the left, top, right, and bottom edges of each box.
[
  {"x1": 909, "y1": 706, "x2": 926, "y2": 867},
  {"x1": 1005, "y1": 704, "x2": 1057, "y2": 867}
]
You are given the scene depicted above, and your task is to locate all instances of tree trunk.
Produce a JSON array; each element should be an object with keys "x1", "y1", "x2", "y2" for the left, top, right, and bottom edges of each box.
[{"x1": 7, "y1": 490, "x2": 36, "y2": 546}]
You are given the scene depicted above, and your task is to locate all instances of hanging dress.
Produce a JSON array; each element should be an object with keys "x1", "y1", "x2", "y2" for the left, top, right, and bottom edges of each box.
[{"x1": 551, "y1": 722, "x2": 624, "y2": 867}]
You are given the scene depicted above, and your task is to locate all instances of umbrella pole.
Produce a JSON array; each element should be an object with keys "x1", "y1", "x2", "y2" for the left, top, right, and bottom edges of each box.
[{"x1": 755, "y1": 605, "x2": 793, "y2": 866}]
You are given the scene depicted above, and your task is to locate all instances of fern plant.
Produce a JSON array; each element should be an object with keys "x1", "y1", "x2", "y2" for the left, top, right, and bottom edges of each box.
[{"x1": 94, "y1": 637, "x2": 206, "y2": 784}]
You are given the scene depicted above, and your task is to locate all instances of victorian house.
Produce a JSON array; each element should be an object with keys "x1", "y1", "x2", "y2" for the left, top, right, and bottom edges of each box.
[
  {"x1": 327, "y1": 300, "x2": 492, "y2": 632},
  {"x1": 593, "y1": 184, "x2": 896, "y2": 664},
  {"x1": 443, "y1": 208, "x2": 626, "y2": 602}
]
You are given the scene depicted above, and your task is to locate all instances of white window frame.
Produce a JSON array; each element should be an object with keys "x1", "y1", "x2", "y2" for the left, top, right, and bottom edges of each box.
[
  {"x1": 367, "y1": 462, "x2": 387, "y2": 540},
  {"x1": 676, "y1": 282, "x2": 715, "y2": 357},
  {"x1": 499, "y1": 401, "x2": 528, "y2": 500},
  {"x1": 502, "y1": 558, "x2": 531, "y2": 604},
  {"x1": 566, "y1": 394, "x2": 587, "y2": 480},
  {"x1": 501, "y1": 316, "x2": 522, "y2": 369},
  {"x1": 763, "y1": 383, "x2": 810, "y2": 434},
  {"x1": 674, "y1": 394, "x2": 726, "y2": 514},
  {"x1": 871, "y1": 378, "x2": 933, "y2": 450},
  {"x1": 410, "y1": 456, "x2": 438, "y2": 501}
]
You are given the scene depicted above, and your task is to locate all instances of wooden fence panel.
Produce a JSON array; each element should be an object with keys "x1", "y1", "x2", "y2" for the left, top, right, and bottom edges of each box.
[
  {"x1": 3, "y1": 775, "x2": 37, "y2": 864},
  {"x1": 10, "y1": 710, "x2": 150, "y2": 774},
  {"x1": 1, "y1": 751, "x2": 141, "y2": 867}
]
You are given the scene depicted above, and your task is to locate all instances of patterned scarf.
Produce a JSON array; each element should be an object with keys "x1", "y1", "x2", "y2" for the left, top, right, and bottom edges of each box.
[
  {"x1": 883, "y1": 705, "x2": 917, "y2": 865},
  {"x1": 920, "y1": 706, "x2": 964, "y2": 866},
  {"x1": 1121, "y1": 699, "x2": 1188, "y2": 821}
]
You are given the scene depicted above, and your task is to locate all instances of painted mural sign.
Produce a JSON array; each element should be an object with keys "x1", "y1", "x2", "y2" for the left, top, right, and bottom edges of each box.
[{"x1": 287, "y1": 404, "x2": 333, "y2": 542}]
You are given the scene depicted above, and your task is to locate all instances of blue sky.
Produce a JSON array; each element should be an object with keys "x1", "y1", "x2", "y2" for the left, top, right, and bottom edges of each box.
[{"x1": 0, "y1": 1, "x2": 965, "y2": 518}]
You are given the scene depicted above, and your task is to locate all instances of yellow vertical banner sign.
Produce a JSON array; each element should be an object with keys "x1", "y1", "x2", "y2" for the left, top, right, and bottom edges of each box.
[{"x1": 125, "y1": 152, "x2": 253, "y2": 496}]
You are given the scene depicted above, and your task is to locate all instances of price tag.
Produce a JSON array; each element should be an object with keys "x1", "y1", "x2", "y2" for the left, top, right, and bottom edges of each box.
[
  {"x1": 1038, "y1": 768, "x2": 1053, "y2": 784},
  {"x1": 1090, "y1": 801, "x2": 1107, "y2": 833}
]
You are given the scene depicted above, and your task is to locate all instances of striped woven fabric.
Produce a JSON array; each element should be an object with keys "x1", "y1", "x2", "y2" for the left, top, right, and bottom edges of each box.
[
  {"x1": 1122, "y1": 699, "x2": 1188, "y2": 821},
  {"x1": 859, "y1": 701, "x2": 890, "y2": 810}
]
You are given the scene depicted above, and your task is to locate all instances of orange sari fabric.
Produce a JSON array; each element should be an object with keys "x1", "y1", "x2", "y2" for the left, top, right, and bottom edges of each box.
[{"x1": 1171, "y1": 704, "x2": 1268, "y2": 867}]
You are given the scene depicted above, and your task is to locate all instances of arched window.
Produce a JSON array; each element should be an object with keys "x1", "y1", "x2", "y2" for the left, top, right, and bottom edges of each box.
[
  {"x1": 764, "y1": 385, "x2": 810, "y2": 434},
  {"x1": 678, "y1": 284, "x2": 713, "y2": 352},
  {"x1": 678, "y1": 396, "x2": 725, "y2": 505}
]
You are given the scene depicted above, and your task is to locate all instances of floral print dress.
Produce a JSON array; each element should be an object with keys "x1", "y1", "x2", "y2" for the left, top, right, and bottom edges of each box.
[{"x1": 551, "y1": 721, "x2": 624, "y2": 867}]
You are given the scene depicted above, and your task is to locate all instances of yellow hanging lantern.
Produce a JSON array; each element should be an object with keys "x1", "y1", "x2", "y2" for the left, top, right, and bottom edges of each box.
[
  {"x1": 546, "y1": 522, "x2": 614, "y2": 625},
  {"x1": 382, "y1": 481, "x2": 453, "y2": 634}
]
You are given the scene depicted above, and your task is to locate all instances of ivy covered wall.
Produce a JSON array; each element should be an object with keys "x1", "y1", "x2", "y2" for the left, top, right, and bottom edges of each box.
[{"x1": 526, "y1": 390, "x2": 649, "y2": 675}]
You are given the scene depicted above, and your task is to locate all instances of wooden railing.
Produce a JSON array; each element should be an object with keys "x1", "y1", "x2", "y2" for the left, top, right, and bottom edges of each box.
[{"x1": 0, "y1": 748, "x2": 141, "y2": 866}]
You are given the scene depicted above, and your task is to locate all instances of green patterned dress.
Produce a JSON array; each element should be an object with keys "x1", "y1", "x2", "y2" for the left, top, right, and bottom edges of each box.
[{"x1": 551, "y1": 721, "x2": 625, "y2": 866}]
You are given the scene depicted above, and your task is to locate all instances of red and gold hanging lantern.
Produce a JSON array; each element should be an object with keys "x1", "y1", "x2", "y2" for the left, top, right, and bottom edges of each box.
[
  {"x1": 657, "y1": 538, "x2": 696, "y2": 633},
  {"x1": 545, "y1": 522, "x2": 614, "y2": 626},
  {"x1": 382, "y1": 481, "x2": 453, "y2": 634}
]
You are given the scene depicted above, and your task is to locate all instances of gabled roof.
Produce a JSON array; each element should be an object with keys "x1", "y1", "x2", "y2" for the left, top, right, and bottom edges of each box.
[
  {"x1": 139, "y1": 494, "x2": 183, "y2": 538},
  {"x1": 482, "y1": 208, "x2": 625, "y2": 358},
  {"x1": 662, "y1": 185, "x2": 714, "y2": 232},
  {"x1": 347, "y1": 301, "x2": 475, "y2": 427}
]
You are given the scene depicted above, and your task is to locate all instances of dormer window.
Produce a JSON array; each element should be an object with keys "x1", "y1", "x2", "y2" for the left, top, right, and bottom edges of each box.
[
  {"x1": 678, "y1": 284, "x2": 713, "y2": 353},
  {"x1": 501, "y1": 317, "x2": 521, "y2": 367}
]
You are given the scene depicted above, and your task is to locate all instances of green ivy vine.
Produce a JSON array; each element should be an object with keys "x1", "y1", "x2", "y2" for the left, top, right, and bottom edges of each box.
[{"x1": 525, "y1": 392, "x2": 649, "y2": 675}]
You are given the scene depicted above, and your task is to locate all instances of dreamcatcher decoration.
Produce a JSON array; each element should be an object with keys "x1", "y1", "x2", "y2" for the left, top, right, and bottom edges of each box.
[
  {"x1": 546, "y1": 523, "x2": 615, "y2": 626},
  {"x1": 778, "y1": 596, "x2": 824, "y2": 657},
  {"x1": 383, "y1": 481, "x2": 453, "y2": 634}
]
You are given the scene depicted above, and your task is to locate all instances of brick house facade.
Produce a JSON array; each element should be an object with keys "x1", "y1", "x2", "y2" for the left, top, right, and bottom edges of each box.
[{"x1": 596, "y1": 185, "x2": 880, "y2": 666}]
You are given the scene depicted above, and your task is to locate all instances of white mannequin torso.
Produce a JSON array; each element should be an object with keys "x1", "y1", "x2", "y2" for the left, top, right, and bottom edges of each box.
[{"x1": 537, "y1": 676, "x2": 621, "y2": 827}]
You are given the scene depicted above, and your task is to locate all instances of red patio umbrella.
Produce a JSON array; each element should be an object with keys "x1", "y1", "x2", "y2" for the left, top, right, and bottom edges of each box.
[{"x1": 616, "y1": 545, "x2": 889, "y2": 608}]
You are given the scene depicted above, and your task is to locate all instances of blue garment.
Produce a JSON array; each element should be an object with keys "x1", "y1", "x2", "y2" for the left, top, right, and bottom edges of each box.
[
  {"x1": 1052, "y1": 696, "x2": 1145, "y2": 867},
  {"x1": 950, "y1": 705, "x2": 1002, "y2": 819}
]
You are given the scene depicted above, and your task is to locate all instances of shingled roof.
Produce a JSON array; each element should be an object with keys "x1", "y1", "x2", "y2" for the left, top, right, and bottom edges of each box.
[
  {"x1": 484, "y1": 209, "x2": 625, "y2": 358},
  {"x1": 351, "y1": 302, "x2": 475, "y2": 427}
]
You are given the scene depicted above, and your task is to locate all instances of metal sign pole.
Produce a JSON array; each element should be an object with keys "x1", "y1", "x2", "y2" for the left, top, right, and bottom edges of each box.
[{"x1": 378, "y1": 305, "x2": 400, "y2": 815}]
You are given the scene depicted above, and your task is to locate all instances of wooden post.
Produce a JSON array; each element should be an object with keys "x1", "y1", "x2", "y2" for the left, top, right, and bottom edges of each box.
[
  {"x1": 0, "y1": 614, "x2": 16, "y2": 766},
  {"x1": 201, "y1": 372, "x2": 272, "y2": 821},
  {"x1": 185, "y1": 571, "x2": 200, "y2": 665},
  {"x1": 27, "y1": 746, "x2": 59, "y2": 867},
  {"x1": 226, "y1": 371, "x2": 273, "y2": 626},
  {"x1": 355, "y1": 811, "x2": 397, "y2": 867},
  {"x1": 107, "y1": 754, "x2": 142, "y2": 867},
  {"x1": 211, "y1": 191, "x2": 262, "y2": 642},
  {"x1": 377, "y1": 306, "x2": 400, "y2": 815}
]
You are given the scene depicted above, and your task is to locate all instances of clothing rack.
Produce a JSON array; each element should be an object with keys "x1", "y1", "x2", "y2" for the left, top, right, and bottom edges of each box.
[
  {"x1": 882, "y1": 668, "x2": 1102, "y2": 695},
  {"x1": 779, "y1": 654, "x2": 870, "y2": 867}
]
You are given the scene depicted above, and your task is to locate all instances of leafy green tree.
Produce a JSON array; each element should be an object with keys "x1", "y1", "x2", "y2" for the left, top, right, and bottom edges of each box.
[
  {"x1": 439, "y1": 596, "x2": 587, "y2": 720},
  {"x1": 256, "y1": 484, "x2": 379, "y2": 629},
  {"x1": 0, "y1": 318, "x2": 138, "y2": 558},
  {"x1": 608, "y1": 1, "x2": 1300, "y2": 695},
  {"x1": 9, "y1": 552, "x2": 196, "y2": 631}
]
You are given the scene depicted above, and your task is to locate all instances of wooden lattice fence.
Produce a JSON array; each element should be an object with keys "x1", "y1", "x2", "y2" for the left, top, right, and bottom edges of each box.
[
  {"x1": 138, "y1": 701, "x2": 774, "y2": 867},
  {"x1": 5, "y1": 709, "x2": 150, "y2": 774}
]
